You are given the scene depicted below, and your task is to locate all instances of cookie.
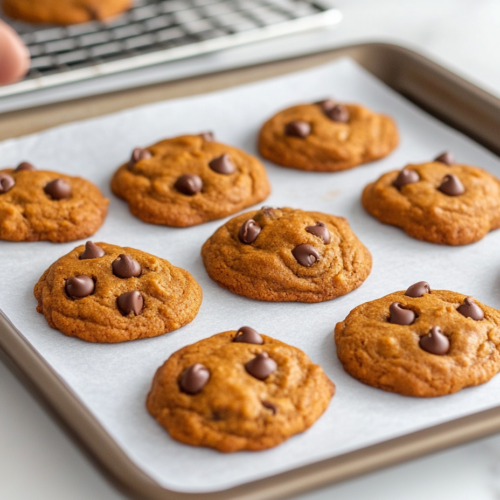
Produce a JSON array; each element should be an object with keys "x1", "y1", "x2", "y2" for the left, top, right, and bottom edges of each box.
[
  {"x1": 34, "y1": 242, "x2": 202, "y2": 343},
  {"x1": 2, "y1": 0, "x2": 131, "y2": 24},
  {"x1": 146, "y1": 327, "x2": 335, "y2": 452},
  {"x1": 335, "y1": 281, "x2": 500, "y2": 397},
  {"x1": 0, "y1": 162, "x2": 108, "y2": 242},
  {"x1": 111, "y1": 133, "x2": 271, "y2": 227},
  {"x1": 258, "y1": 99, "x2": 399, "y2": 172},
  {"x1": 362, "y1": 152, "x2": 500, "y2": 245},
  {"x1": 201, "y1": 207, "x2": 372, "y2": 302}
]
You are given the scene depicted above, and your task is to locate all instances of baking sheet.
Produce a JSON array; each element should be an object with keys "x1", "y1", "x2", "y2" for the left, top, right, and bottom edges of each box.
[{"x1": 2, "y1": 58, "x2": 500, "y2": 493}]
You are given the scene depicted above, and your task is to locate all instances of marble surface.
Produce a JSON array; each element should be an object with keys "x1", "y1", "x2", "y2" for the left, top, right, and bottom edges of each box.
[{"x1": 2, "y1": 1, "x2": 500, "y2": 498}]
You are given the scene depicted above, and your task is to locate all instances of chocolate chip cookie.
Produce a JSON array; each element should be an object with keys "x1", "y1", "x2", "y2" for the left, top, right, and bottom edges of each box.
[
  {"x1": 201, "y1": 207, "x2": 372, "y2": 302},
  {"x1": 362, "y1": 152, "x2": 500, "y2": 245},
  {"x1": 258, "y1": 99, "x2": 399, "y2": 172},
  {"x1": 34, "y1": 242, "x2": 202, "y2": 343},
  {"x1": 0, "y1": 162, "x2": 108, "y2": 242},
  {"x1": 111, "y1": 133, "x2": 271, "y2": 227},
  {"x1": 2, "y1": 0, "x2": 131, "y2": 24},
  {"x1": 335, "y1": 281, "x2": 500, "y2": 397},
  {"x1": 146, "y1": 327, "x2": 335, "y2": 452}
]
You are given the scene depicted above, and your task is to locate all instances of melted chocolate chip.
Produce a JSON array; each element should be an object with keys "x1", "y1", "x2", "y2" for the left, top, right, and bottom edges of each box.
[
  {"x1": 316, "y1": 99, "x2": 337, "y2": 112},
  {"x1": 179, "y1": 364, "x2": 210, "y2": 394},
  {"x1": 174, "y1": 174, "x2": 202, "y2": 195},
  {"x1": 389, "y1": 302, "x2": 416, "y2": 325},
  {"x1": 393, "y1": 169, "x2": 419, "y2": 188},
  {"x1": 262, "y1": 401, "x2": 277, "y2": 414},
  {"x1": 292, "y1": 244, "x2": 320, "y2": 267},
  {"x1": 435, "y1": 151, "x2": 454, "y2": 165},
  {"x1": 419, "y1": 326, "x2": 450, "y2": 355},
  {"x1": 0, "y1": 173, "x2": 15, "y2": 194},
  {"x1": 199, "y1": 131, "x2": 214, "y2": 141},
  {"x1": 245, "y1": 352, "x2": 277, "y2": 380},
  {"x1": 80, "y1": 241, "x2": 105, "y2": 260},
  {"x1": 405, "y1": 281, "x2": 431, "y2": 298},
  {"x1": 438, "y1": 174, "x2": 464, "y2": 196},
  {"x1": 284, "y1": 121, "x2": 311, "y2": 138},
  {"x1": 44, "y1": 179, "x2": 71, "y2": 200},
  {"x1": 15, "y1": 161, "x2": 35, "y2": 172},
  {"x1": 209, "y1": 154, "x2": 236, "y2": 175},
  {"x1": 112, "y1": 254, "x2": 142, "y2": 279},
  {"x1": 233, "y1": 326, "x2": 264, "y2": 345},
  {"x1": 117, "y1": 291, "x2": 143, "y2": 316},
  {"x1": 129, "y1": 148, "x2": 152, "y2": 168},
  {"x1": 238, "y1": 219, "x2": 261, "y2": 244},
  {"x1": 457, "y1": 297, "x2": 484, "y2": 321},
  {"x1": 65, "y1": 275, "x2": 94, "y2": 299},
  {"x1": 306, "y1": 221, "x2": 331, "y2": 244},
  {"x1": 325, "y1": 104, "x2": 349, "y2": 123}
]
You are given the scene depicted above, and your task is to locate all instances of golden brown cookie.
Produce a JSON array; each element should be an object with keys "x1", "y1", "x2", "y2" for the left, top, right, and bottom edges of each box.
[
  {"x1": 146, "y1": 327, "x2": 335, "y2": 452},
  {"x1": 0, "y1": 162, "x2": 108, "y2": 243},
  {"x1": 258, "y1": 99, "x2": 399, "y2": 172},
  {"x1": 111, "y1": 133, "x2": 271, "y2": 227},
  {"x1": 2, "y1": 0, "x2": 131, "y2": 24},
  {"x1": 34, "y1": 242, "x2": 202, "y2": 343},
  {"x1": 362, "y1": 152, "x2": 500, "y2": 245},
  {"x1": 335, "y1": 281, "x2": 500, "y2": 397},
  {"x1": 201, "y1": 207, "x2": 372, "y2": 302}
]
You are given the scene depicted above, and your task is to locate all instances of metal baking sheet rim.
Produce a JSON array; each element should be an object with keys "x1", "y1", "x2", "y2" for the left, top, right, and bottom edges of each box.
[{"x1": 2, "y1": 42, "x2": 500, "y2": 500}]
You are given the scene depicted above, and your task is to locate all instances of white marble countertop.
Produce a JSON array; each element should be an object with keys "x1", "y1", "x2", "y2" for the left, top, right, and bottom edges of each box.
[{"x1": 2, "y1": 1, "x2": 500, "y2": 498}]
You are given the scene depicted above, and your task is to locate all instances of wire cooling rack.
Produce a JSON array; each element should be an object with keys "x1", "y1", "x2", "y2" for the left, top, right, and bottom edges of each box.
[{"x1": 0, "y1": 0, "x2": 340, "y2": 97}]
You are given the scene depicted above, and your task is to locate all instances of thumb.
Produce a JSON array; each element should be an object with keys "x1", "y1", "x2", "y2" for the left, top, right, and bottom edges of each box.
[{"x1": 0, "y1": 20, "x2": 30, "y2": 85}]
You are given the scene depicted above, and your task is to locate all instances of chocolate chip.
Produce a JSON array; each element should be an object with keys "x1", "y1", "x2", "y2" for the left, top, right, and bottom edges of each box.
[
  {"x1": 262, "y1": 401, "x2": 277, "y2": 414},
  {"x1": 393, "y1": 169, "x2": 419, "y2": 188},
  {"x1": 405, "y1": 281, "x2": 431, "y2": 298},
  {"x1": 435, "y1": 151, "x2": 454, "y2": 165},
  {"x1": 65, "y1": 275, "x2": 94, "y2": 299},
  {"x1": 245, "y1": 352, "x2": 277, "y2": 380},
  {"x1": 0, "y1": 173, "x2": 15, "y2": 194},
  {"x1": 80, "y1": 241, "x2": 105, "y2": 260},
  {"x1": 239, "y1": 219, "x2": 261, "y2": 244},
  {"x1": 284, "y1": 121, "x2": 311, "y2": 138},
  {"x1": 112, "y1": 254, "x2": 141, "y2": 279},
  {"x1": 325, "y1": 104, "x2": 349, "y2": 123},
  {"x1": 438, "y1": 174, "x2": 465, "y2": 196},
  {"x1": 389, "y1": 302, "x2": 416, "y2": 325},
  {"x1": 174, "y1": 174, "x2": 202, "y2": 195},
  {"x1": 419, "y1": 326, "x2": 450, "y2": 355},
  {"x1": 306, "y1": 221, "x2": 331, "y2": 244},
  {"x1": 15, "y1": 161, "x2": 36, "y2": 172},
  {"x1": 44, "y1": 179, "x2": 71, "y2": 200},
  {"x1": 209, "y1": 154, "x2": 235, "y2": 175},
  {"x1": 199, "y1": 131, "x2": 214, "y2": 142},
  {"x1": 316, "y1": 99, "x2": 337, "y2": 112},
  {"x1": 179, "y1": 364, "x2": 210, "y2": 394},
  {"x1": 129, "y1": 147, "x2": 152, "y2": 168},
  {"x1": 292, "y1": 244, "x2": 320, "y2": 267},
  {"x1": 261, "y1": 206, "x2": 279, "y2": 219},
  {"x1": 234, "y1": 326, "x2": 264, "y2": 345},
  {"x1": 117, "y1": 291, "x2": 143, "y2": 316},
  {"x1": 457, "y1": 297, "x2": 484, "y2": 321}
]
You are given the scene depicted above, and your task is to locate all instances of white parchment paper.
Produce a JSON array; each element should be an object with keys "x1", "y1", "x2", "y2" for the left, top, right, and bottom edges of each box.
[{"x1": 2, "y1": 59, "x2": 500, "y2": 493}]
